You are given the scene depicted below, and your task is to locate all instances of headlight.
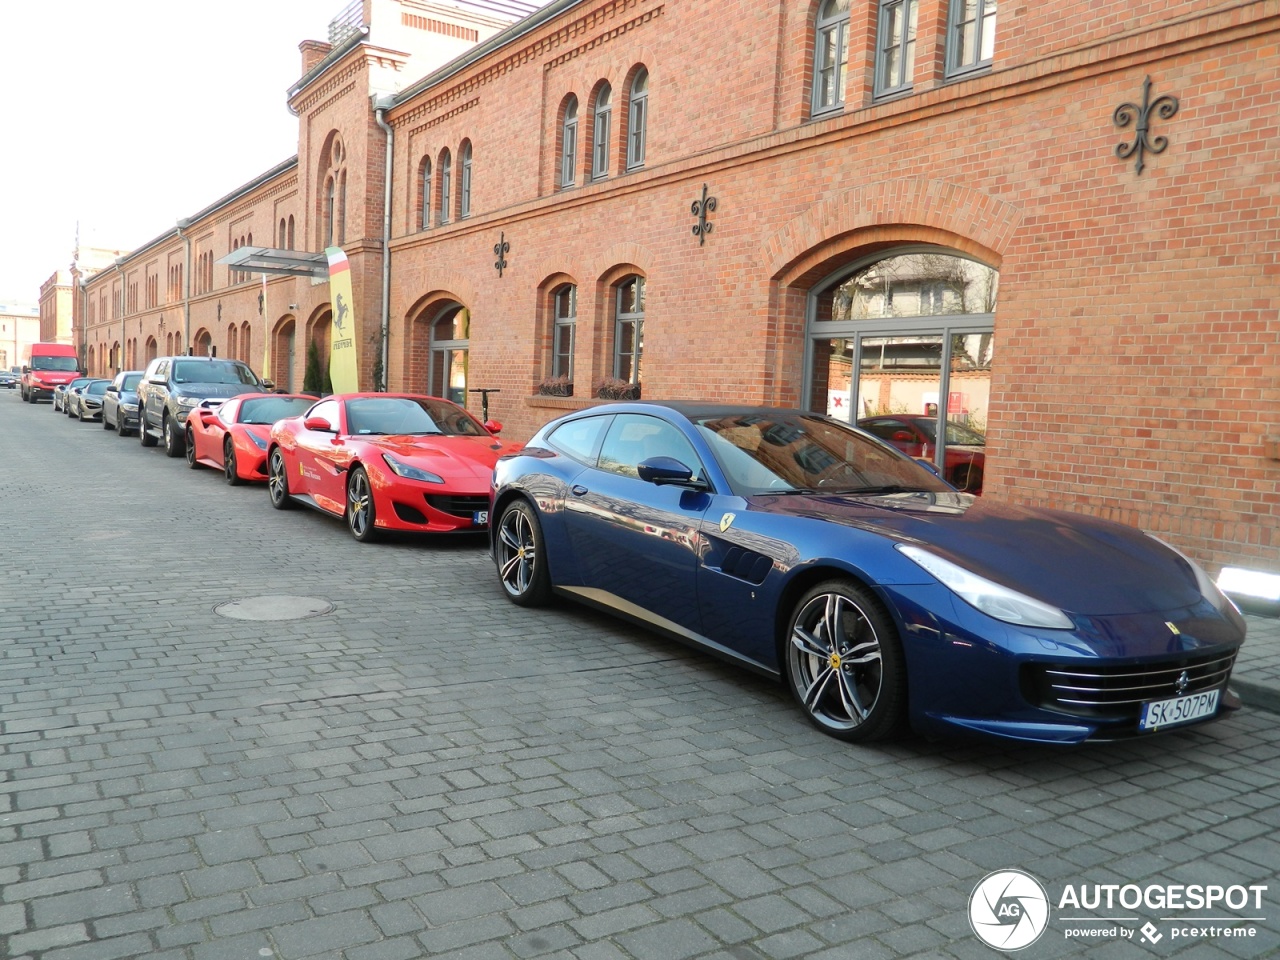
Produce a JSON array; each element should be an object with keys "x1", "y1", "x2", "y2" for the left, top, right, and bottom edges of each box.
[
  {"x1": 176, "y1": 396, "x2": 200, "y2": 408},
  {"x1": 120, "y1": 403, "x2": 138, "y2": 413},
  {"x1": 382, "y1": 454, "x2": 443, "y2": 484},
  {"x1": 897, "y1": 544, "x2": 1075, "y2": 629},
  {"x1": 247, "y1": 432, "x2": 269, "y2": 450},
  {"x1": 1145, "y1": 534, "x2": 1238, "y2": 615}
]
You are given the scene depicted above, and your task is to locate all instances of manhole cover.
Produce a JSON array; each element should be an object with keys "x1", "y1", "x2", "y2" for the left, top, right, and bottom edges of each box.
[{"x1": 214, "y1": 595, "x2": 334, "y2": 621}]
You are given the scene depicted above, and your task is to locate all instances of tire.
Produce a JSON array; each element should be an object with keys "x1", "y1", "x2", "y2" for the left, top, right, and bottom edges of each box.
[
  {"x1": 163, "y1": 414, "x2": 183, "y2": 458},
  {"x1": 783, "y1": 579, "x2": 907, "y2": 742},
  {"x1": 495, "y1": 499, "x2": 552, "y2": 607},
  {"x1": 78, "y1": 405, "x2": 87, "y2": 422},
  {"x1": 223, "y1": 437, "x2": 242, "y2": 486},
  {"x1": 267, "y1": 448, "x2": 293, "y2": 509},
  {"x1": 185, "y1": 428, "x2": 200, "y2": 469},
  {"x1": 102, "y1": 412, "x2": 112, "y2": 430},
  {"x1": 346, "y1": 466, "x2": 379, "y2": 542},
  {"x1": 139, "y1": 413, "x2": 157, "y2": 447},
  {"x1": 116, "y1": 412, "x2": 127, "y2": 436}
]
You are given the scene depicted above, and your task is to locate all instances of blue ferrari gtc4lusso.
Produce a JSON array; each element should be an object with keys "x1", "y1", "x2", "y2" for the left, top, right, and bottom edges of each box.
[{"x1": 490, "y1": 403, "x2": 1246, "y2": 744}]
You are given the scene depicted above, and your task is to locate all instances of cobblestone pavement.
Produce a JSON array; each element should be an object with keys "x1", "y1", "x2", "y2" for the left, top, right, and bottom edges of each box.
[{"x1": 2, "y1": 390, "x2": 1278, "y2": 960}]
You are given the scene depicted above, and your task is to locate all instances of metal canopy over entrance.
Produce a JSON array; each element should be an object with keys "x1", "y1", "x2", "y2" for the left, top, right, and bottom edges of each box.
[{"x1": 216, "y1": 246, "x2": 329, "y2": 279}]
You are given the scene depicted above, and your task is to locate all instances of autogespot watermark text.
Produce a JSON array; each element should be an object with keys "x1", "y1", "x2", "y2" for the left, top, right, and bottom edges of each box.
[{"x1": 969, "y1": 870, "x2": 1269, "y2": 951}]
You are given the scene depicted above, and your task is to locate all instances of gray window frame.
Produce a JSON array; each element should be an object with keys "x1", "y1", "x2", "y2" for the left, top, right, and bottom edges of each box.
[
  {"x1": 811, "y1": 0, "x2": 850, "y2": 117},
  {"x1": 945, "y1": 0, "x2": 997, "y2": 79},
  {"x1": 592, "y1": 85, "x2": 612, "y2": 181},
  {"x1": 552, "y1": 284, "x2": 576, "y2": 380},
  {"x1": 613, "y1": 275, "x2": 645, "y2": 384},
  {"x1": 626, "y1": 70, "x2": 647, "y2": 171},
  {"x1": 459, "y1": 142, "x2": 472, "y2": 219},
  {"x1": 420, "y1": 158, "x2": 432, "y2": 231},
  {"x1": 560, "y1": 96, "x2": 579, "y2": 188},
  {"x1": 874, "y1": 0, "x2": 918, "y2": 100},
  {"x1": 438, "y1": 149, "x2": 452, "y2": 225}
]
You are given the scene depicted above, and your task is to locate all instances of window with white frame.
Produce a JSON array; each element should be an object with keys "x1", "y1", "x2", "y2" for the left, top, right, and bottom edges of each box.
[
  {"x1": 812, "y1": 0, "x2": 850, "y2": 115},
  {"x1": 875, "y1": 0, "x2": 917, "y2": 98},
  {"x1": 592, "y1": 85, "x2": 611, "y2": 180},
  {"x1": 560, "y1": 96, "x2": 579, "y2": 188},
  {"x1": 438, "y1": 149, "x2": 452, "y2": 225},
  {"x1": 626, "y1": 71, "x2": 647, "y2": 170},
  {"x1": 420, "y1": 158, "x2": 432, "y2": 230},
  {"x1": 946, "y1": 0, "x2": 997, "y2": 78}
]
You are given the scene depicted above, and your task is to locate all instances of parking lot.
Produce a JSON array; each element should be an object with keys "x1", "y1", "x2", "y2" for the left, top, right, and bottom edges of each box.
[{"x1": 2, "y1": 389, "x2": 1278, "y2": 960}]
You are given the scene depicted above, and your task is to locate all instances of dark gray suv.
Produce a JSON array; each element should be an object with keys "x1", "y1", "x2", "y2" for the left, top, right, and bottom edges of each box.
[{"x1": 137, "y1": 356, "x2": 267, "y2": 457}]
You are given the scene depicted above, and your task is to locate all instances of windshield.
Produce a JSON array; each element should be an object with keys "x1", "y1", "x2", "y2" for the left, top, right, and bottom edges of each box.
[
  {"x1": 121, "y1": 374, "x2": 143, "y2": 390},
  {"x1": 66, "y1": 378, "x2": 91, "y2": 390},
  {"x1": 694, "y1": 412, "x2": 952, "y2": 496},
  {"x1": 172, "y1": 360, "x2": 260, "y2": 386},
  {"x1": 345, "y1": 397, "x2": 487, "y2": 437},
  {"x1": 33, "y1": 356, "x2": 79, "y2": 372},
  {"x1": 85, "y1": 381, "x2": 110, "y2": 396},
  {"x1": 240, "y1": 397, "x2": 315, "y2": 425}
]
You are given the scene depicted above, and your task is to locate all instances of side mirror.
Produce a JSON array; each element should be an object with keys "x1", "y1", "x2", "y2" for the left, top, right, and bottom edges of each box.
[
  {"x1": 637, "y1": 456, "x2": 704, "y2": 488},
  {"x1": 21, "y1": 366, "x2": 29, "y2": 374},
  {"x1": 303, "y1": 417, "x2": 333, "y2": 433},
  {"x1": 261, "y1": 379, "x2": 275, "y2": 392},
  {"x1": 891, "y1": 430, "x2": 914, "y2": 443},
  {"x1": 484, "y1": 419, "x2": 502, "y2": 435}
]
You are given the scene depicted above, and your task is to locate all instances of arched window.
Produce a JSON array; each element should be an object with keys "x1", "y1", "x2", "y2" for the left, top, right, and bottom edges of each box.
[
  {"x1": 812, "y1": 0, "x2": 851, "y2": 115},
  {"x1": 438, "y1": 149, "x2": 452, "y2": 225},
  {"x1": 560, "y1": 96, "x2": 579, "y2": 188},
  {"x1": 325, "y1": 177, "x2": 336, "y2": 246},
  {"x1": 278, "y1": 218, "x2": 287, "y2": 248},
  {"x1": 420, "y1": 157, "x2": 433, "y2": 230},
  {"x1": 552, "y1": 284, "x2": 576, "y2": 380},
  {"x1": 876, "y1": 0, "x2": 918, "y2": 98},
  {"x1": 287, "y1": 215, "x2": 295, "y2": 250},
  {"x1": 227, "y1": 324, "x2": 238, "y2": 361},
  {"x1": 241, "y1": 322, "x2": 252, "y2": 365},
  {"x1": 806, "y1": 249, "x2": 997, "y2": 493},
  {"x1": 591, "y1": 84, "x2": 612, "y2": 180},
  {"x1": 613, "y1": 275, "x2": 645, "y2": 384},
  {"x1": 337, "y1": 171, "x2": 347, "y2": 245},
  {"x1": 459, "y1": 141, "x2": 472, "y2": 219},
  {"x1": 626, "y1": 72, "x2": 647, "y2": 171}
]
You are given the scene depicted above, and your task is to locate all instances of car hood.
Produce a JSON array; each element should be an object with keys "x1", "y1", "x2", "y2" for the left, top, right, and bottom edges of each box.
[
  {"x1": 750, "y1": 491, "x2": 1202, "y2": 616},
  {"x1": 363, "y1": 434, "x2": 521, "y2": 481},
  {"x1": 173, "y1": 383, "x2": 261, "y2": 400}
]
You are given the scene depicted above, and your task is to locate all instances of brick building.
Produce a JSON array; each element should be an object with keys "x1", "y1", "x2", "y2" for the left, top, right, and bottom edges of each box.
[
  {"x1": 79, "y1": 0, "x2": 1279, "y2": 574},
  {"x1": 0, "y1": 301, "x2": 40, "y2": 372}
]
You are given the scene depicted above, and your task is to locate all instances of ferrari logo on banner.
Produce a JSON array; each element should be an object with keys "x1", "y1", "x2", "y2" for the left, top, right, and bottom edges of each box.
[{"x1": 325, "y1": 246, "x2": 359, "y2": 393}]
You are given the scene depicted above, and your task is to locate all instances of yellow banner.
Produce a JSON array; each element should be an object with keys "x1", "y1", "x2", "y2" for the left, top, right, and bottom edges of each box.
[
  {"x1": 326, "y1": 246, "x2": 359, "y2": 393},
  {"x1": 261, "y1": 274, "x2": 271, "y2": 386}
]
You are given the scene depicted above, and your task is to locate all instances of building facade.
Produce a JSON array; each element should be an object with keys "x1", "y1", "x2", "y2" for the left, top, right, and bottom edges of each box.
[
  {"x1": 79, "y1": 0, "x2": 1280, "y2": 574},
  {"x1": 0, "y1": 301, "x2": 40, "y2": 371}
]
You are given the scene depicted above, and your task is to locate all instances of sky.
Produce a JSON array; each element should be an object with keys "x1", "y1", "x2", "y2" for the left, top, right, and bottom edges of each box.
[{"x1": 0, "y1": 1, "x2": 341, "y2": 302}]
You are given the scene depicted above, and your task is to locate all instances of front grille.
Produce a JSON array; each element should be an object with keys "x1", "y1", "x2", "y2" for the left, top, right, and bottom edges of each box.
[
  {"x1": 1022, "y1": 650, "x2": 1237, "y2": 721},
  {"x1": 425, "y1": 494, "x2": 488, "y2": 519}
]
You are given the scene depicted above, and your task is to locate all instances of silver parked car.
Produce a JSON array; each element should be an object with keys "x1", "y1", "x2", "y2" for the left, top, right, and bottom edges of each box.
[
  {"x1": 70, "y1": 379, "x2": 111, "y2": 422},
  {"x1": 102, "y1": 371, "x2": 144, "y2": 435},
  {"x1": 54, "y1": 377, "x2": 92, "y2": 413}
]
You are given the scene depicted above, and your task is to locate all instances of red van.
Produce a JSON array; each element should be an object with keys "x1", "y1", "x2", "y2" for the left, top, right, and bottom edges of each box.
[{"x1": 21, "y1": 343, "x2": 82, "y2": 403}]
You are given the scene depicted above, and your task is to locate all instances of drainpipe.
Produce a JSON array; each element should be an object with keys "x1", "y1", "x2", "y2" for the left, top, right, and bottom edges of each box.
[
  {"x1": 113, "y1": 257, "x2": 127, "y2": 374},
  {"x1": 176, "y1": 219, "x2": 192, "y2": 353},
  {"x1": 374, "y1": 97, "x2": 394, "y2": 393}
]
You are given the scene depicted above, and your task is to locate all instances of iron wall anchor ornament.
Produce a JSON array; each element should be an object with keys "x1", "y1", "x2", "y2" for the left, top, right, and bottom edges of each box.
[
  {"x1": 691, "y1": 184, "x2": 717, "y2": 245},
  {"x1": 1114, "y1": 76, "x2": 1179, "y2": 175},
  {"x1": 493, "y1": 233, "x2": 510, "y2": 277}
]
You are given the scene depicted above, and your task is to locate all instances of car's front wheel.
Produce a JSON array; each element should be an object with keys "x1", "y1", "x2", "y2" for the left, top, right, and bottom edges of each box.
[
  {"x1": 496, "y1": 499, "x2": 552, "y2": 607},
  {"x1": 783, "y1": 580, "x2": 906, "y2": 742},
  {"x1": 346, "y1": 466, "x2": 378, "y2": 542},
  {"x1": 267, "y1": 449, "x2": 292, "y2": 509},
  {"x1": 139, "y1": 414, "x2": 157, "y2": 447},
  {"x1": 185, "y1": 428, "x2": 200, "y2": 469},
  {"x1": 163, "y1": 415, "x2": 183, "y2": 458},
  {"x1": 224, "y1": 437, "x2": 242, "y2": 486}
]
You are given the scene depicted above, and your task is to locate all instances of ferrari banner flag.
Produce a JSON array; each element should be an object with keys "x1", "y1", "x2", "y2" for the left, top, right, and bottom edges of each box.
[
  {"x1": 325, "y1": 246, "x2": 359, "y2": 393},
  {"x1": 260, "y1": 273, "x2": 271, "y2": 385}
]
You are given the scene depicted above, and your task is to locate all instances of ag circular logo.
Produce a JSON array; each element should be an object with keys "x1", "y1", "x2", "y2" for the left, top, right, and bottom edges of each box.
[{"x1": 969, "y1": 869, "x2": 1050, "y2": 951}]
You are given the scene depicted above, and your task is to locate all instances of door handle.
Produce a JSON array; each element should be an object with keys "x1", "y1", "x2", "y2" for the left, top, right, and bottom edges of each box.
[{"x1": 571, "y1": 485, "x2": 588, "y2": 497}]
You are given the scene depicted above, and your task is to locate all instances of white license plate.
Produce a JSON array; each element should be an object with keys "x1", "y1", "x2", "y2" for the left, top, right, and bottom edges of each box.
[
  {"x1": 473, "y1": 510, "x2": 489, "y2": 526},
  {"x1": 1139, "y1": 689, "x2": 1220, "y2": 731}
]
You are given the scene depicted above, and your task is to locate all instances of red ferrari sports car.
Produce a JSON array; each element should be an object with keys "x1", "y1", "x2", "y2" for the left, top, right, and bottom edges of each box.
[
  {"x1": 186, "y1": 394, "x2": 318, "y2": 485},
  {"x1": 267, "y1": 393, "x2": 521, "y2": 541}
]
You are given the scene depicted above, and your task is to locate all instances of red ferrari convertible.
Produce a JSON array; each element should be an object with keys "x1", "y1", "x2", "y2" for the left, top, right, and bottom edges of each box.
[
  {"x1": 186, "y1": 394, "x2": 318, "y2": 485},
  {"x1": 267, "y1": 393, "x2": 521, "y2": 541}
]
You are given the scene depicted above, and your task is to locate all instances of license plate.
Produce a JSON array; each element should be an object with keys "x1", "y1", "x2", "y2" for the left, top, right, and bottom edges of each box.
[
  {"x1": 473, "y1": 510, "x2": 489, "y2": 527},
  {"x1": 1139, "y1": 689, "x2": 1220, "y2": 731}
]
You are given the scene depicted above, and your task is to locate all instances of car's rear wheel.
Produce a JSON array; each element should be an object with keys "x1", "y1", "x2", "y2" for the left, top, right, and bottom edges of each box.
[
  {"x1": 224, "y1": 437, "x2": 242, "y2": 486},
  {"x1": 163, "y1": 415, "x2": 183, "y2": 458},
  {"x1": 783, "y1": 580, "x2": 906, "y2": 742},
  {"x1": 267, "y1": 449, "x2": 292, "y2": 509},
  {"x1": 496, "y1": 499, "x2": 552, "y2": 607},
  {"x1": 346, "y1": 467, "x2": 378, "y2": 542},
  {"x1": 185, "y1": 428, "x2": 200, "y2": 469},
  {"x1": 102, "y1": 411, "x2": 112, "y2": 430},
  {"x1": 140, "y1": 415, "x2": 157, "y2": 447}
]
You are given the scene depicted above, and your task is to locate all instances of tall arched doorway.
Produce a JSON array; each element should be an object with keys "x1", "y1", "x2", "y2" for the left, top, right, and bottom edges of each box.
[
  {"x1": 274, "y1": 319, "x2": 297, "y2": 392},
  {"x1": 428, "y1": 304, "x2": 469, "y2": 405},
  {"x1": 806, "y1": 247, "x2": 997, "y2": 492}
]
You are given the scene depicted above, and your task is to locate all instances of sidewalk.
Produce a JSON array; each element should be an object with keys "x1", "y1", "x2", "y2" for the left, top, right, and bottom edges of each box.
[{"x1": 1235, "y1": 611, "x2": 1280, "y2": 714}]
